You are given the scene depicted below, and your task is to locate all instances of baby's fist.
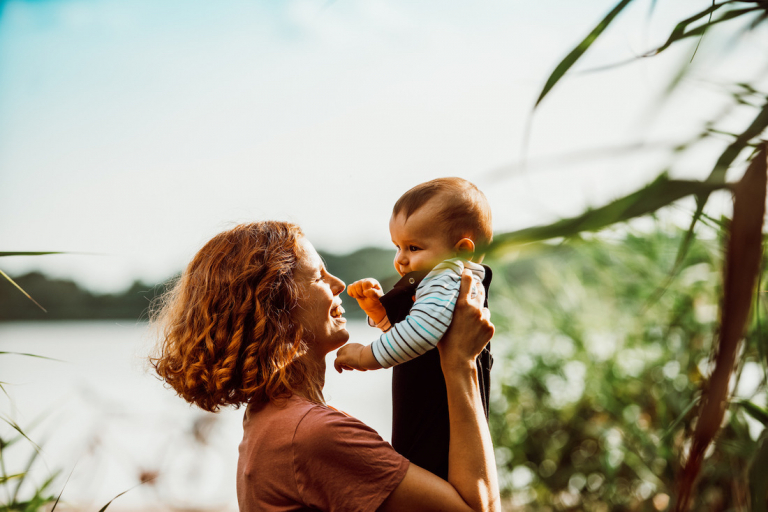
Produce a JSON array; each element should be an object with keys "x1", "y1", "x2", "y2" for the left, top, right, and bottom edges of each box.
[
  {"x1": 347, "y1": 278, "x2": 386, "y2": 324},
  {"x1": 347, "y1": 278, "x2": 384, "y2": 300}
]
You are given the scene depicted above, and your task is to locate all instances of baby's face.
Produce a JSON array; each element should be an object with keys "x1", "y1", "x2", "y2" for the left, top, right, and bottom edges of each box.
[{"x1": 389, "y1": 202, "x2": 456, "y2": 276}]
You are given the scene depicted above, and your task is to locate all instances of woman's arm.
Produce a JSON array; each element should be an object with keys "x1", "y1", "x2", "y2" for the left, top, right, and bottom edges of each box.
[
  {"x1": 370, "y1": 260, "x2": 483, "y2": 369},
  {"x1": 378, "y1": 269, "x2": 500, "y2": 512}
]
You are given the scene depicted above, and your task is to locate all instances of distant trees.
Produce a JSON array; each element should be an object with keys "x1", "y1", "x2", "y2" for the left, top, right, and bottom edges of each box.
[{"x1": 0, "y1": 247, "x2": 397, "y2": 321}]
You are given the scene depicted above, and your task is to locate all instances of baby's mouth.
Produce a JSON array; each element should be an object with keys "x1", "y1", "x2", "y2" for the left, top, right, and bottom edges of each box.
[{"x1": 330, "y1": 303, "x2": 345, "y2": 319}]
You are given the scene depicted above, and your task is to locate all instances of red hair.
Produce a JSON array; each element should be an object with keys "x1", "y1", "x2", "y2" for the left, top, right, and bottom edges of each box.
[
  {"x1": 150, "y1": 221, "x2": 323, "y2": 412},
  {"x1": 393, "y1": 177, "x2": 493, "y2": 250}
]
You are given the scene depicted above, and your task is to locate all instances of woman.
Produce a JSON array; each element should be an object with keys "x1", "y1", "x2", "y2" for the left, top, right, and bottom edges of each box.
[{"x1": 151, "y1": 221, "x2": 500, "y2": 511}]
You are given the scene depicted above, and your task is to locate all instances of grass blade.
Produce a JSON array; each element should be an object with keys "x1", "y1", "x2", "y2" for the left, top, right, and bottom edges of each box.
[
  {"x1": 12, "y1": 436, "x2": 47, "y2": 503},
  {"x1": 0, "y1": 252, "x2": 66, "y2": 257},
  {"x1": 0, "y1": 416, "x2": 42, "y2": 454},
  {"x1": 0, "y1": 351, "x2": 63, "y2": 362},
  {"x1": 661, "y1": 394, "x2": 700, "y2": 442},
  {"x1": 97, "y1": 480, "x2": 148, "y2": 512},
  {"x1": 689, "y1": 0, "x2": 715, "y2": 62},
  {"x1": 675, "y1": 143, "x2": 767, "y2": 511},
  {"x1": 535, "y1": 0, "x2": 634, "y2": 107},
  {"x1": 0, "y1": 268, "x2": 47, "y2": 312},
  {"x1": 49, "y1": 467, "x2": 73, "y2": 512}
]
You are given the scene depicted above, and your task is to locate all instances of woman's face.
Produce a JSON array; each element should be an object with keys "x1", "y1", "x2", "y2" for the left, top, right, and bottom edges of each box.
[{"x1": 294, "y1": 237, "x2": 349, "y2": 356}]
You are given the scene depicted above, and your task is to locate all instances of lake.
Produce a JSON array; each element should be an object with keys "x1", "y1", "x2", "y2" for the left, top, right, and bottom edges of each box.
[{"x1": 0, "y1": 320, "x2": 391, "y2": 511}]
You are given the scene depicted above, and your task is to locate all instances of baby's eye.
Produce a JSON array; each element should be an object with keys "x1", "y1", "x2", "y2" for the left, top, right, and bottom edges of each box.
[{"x1": 409, "y1": 245, "x2": 421, "y2": 252}]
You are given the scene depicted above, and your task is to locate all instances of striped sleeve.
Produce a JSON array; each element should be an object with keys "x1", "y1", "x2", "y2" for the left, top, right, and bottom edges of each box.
[{"x1": 370, "y1": 259, "x2": 485, "y2": 369}]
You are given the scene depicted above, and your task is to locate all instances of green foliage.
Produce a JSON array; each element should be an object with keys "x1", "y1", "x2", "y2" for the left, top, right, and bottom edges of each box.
[
  {"x1": 516, "y1": 0, "x2": 768, "y2": 507},
  {"x1": 488, "y1": 226, "x2": 767, "y2": 509},
  {"x1": 535, "y1": 0, "x2": 634, "y2": 106}
]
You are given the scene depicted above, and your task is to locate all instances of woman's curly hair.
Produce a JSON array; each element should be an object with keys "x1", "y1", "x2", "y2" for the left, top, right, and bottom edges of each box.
[{"x1": 150, "y1": 221, "x2": 322, "y2": 412}]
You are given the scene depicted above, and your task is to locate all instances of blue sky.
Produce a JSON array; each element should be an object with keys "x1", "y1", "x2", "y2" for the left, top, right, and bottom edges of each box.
[{"x1": 1, "y1": 0, "x2": 764, "y2": 291}]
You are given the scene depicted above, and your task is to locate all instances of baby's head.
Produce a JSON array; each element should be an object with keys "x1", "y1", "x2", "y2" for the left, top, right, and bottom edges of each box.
[{"x1": 389, "y1": 177, "x2": 492, "y2": 276}]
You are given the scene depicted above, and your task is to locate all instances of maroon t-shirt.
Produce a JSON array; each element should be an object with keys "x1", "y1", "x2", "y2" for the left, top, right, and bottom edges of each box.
[{"x1": 237, "y1": 395, "x2": 409, "y2": 512}]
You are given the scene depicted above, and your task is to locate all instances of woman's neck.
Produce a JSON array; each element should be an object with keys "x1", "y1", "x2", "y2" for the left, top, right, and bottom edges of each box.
[{"x1": 295, "y1": 351, "x2": 326, "y2": 403}]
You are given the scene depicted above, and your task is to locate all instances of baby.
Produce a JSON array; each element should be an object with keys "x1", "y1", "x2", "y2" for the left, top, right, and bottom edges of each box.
[{"x1": 334, "y1": 177, "x2": 493, "y2": 479}]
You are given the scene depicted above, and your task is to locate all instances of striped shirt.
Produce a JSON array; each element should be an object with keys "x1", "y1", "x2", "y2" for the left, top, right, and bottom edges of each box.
[{"x1": 370, "y1": 259, "x2": 486, "y2": 369}]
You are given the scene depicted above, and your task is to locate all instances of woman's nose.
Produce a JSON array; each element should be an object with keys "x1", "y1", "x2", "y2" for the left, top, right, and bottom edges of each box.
[{"x1": 330, "y1": 275, "x2": 345, "y2": 295}]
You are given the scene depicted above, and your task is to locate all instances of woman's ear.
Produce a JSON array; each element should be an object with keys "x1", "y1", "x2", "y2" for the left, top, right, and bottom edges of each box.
[{"x1": 453, "y1": 238, "x2": 476, "y2": 260}]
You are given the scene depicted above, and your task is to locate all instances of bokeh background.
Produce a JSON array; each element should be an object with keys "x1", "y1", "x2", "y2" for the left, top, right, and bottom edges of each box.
[{"x1": 2, "y1": 0, "x2": 767, "y2": 510}]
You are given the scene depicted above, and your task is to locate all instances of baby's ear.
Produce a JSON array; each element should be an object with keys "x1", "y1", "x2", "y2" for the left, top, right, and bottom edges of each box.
[{"x1": 454, "y1": 238, "x2": 476, "y2": 260}]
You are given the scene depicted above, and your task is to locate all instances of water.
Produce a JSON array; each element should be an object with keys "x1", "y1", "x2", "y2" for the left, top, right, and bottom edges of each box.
[{"x1": 0, "y1": 320, "x2": 391, "y2": 511}]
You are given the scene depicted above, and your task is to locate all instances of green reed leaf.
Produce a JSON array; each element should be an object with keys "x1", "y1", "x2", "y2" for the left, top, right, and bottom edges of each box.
[
  {"x1": 736, "y1": 400, "x2": 768, "y2": 426},
  {"x1": 707, "y1": 100, "x2": 768, "y2": 184},
  {"x1": 652, "y1": 2, "x2": 727, "y2": 55},
  {"x1": 535, "y1": 0, "x2": 634, "y2": 107},
  {"x1": 489, "y1": 176, "x2": 730, "y2": 251},
  {"x1": 667, "y1": 100, "x2": 768, "y2": 298},
  {"x1": 654, "y1": 7, "x2": 764, "y2": 56}
]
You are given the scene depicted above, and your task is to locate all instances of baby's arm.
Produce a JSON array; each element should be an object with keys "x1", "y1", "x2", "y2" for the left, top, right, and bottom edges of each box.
[
  {"x1": 371, "y1": 260, "x2": 484, "y2": 369},
  {"x1": 347, "y1": 278, "x2": 387, "y2": 325},
  {"x1": 334, "y1": 343, "x2": 383, "y2": 373}
]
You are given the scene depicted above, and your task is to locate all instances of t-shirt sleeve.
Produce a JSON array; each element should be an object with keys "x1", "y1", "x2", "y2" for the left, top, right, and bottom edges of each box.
[{"x1": 292, "y1": 406, "x2": 410, "y2": 512}]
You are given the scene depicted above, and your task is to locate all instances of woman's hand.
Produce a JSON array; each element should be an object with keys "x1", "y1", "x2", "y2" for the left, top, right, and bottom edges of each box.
[{"x1": 437, "y1": 269, "x2": 494, "y2": 371}]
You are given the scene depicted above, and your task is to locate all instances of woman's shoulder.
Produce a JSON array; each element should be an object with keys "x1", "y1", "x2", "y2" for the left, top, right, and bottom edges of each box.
[
  {"x1": 244, "y1": 394, "x2": 319, "y2": 424},
  {"x1": 245, "y1": 395, "x2": 393, "y2": 457},
  {"x1": 295, "y1": 399, "x2": 381, "y2": 441},
  {"x1": 245, "y1": 395, "x2": 369, "y2": 430}
]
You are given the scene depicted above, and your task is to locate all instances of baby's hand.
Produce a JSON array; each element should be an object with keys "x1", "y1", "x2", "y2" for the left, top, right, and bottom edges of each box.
[
  {"x1": 334, "y1": 343, "x2": 368, "y2": 373},
  {"x1": 347, "y1": 278, "x2": 387, "y2": 324}
]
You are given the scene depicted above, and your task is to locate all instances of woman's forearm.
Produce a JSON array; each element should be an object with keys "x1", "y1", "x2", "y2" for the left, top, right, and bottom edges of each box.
[{"x1": 443, "y1": 360, "x2": 500, "y2": 512}]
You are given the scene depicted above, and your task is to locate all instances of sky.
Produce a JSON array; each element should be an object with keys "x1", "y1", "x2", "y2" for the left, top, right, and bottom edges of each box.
[{"x1": 1, "y1": 0, "x2": 766, "y2": 292}]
